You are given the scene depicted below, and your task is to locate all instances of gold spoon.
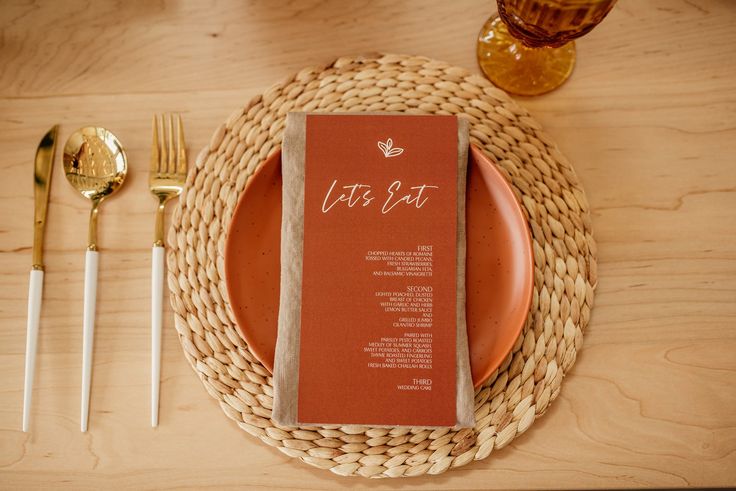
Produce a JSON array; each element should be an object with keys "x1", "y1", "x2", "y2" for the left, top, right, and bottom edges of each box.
[{"x1": 63, "y1": 127, "x2": 127, "y2": 432}]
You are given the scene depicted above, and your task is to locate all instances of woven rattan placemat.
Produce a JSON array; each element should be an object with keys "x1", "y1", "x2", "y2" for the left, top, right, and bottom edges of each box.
[{"x1": 167, "y1": 53, "x2": 597, "y2": 478}]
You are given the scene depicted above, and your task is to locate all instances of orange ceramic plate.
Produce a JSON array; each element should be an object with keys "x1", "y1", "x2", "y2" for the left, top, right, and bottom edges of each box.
[{"x1": 224, "y1": 144, "x2": 533, "y2": 388}]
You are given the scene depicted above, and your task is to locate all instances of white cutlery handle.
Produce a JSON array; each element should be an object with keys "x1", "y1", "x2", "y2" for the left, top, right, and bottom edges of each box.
[
  {"x1": 22, "y1": 269, "x2": 44, "y2": 432},
  {"x1": 81, "y1": 250, "x2": 98, "y2": 432},
  {"x1": 151, "y1": 245, "x2": 164, "y2": 427}
]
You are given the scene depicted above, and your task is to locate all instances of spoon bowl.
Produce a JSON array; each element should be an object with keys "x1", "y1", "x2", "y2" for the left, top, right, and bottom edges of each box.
[{"x1": 63, "y1": 126, "x2": 127, "y2": 205}]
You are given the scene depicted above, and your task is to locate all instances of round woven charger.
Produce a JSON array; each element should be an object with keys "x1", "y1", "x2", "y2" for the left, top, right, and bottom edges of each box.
[{"x1": 167, "y1": 53, "x2": 597, "y2": 479}]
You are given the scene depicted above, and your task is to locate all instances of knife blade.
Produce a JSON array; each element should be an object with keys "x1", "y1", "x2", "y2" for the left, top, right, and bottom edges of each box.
[
  {"x1": 32, "y1": 126, "x2": 58, "y2": 269},
  {"x1": 23, "y1": 125, "x2": 58, "y2": 432}
]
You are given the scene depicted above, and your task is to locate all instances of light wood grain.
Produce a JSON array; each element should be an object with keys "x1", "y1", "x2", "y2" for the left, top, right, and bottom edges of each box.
[{"x1": 1, "y1": 0, "x2": 735, "y2": 489}]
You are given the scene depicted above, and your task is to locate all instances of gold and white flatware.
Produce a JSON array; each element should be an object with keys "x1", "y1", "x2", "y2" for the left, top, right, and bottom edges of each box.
[
  {"x1": 149, "y1": 114, "x2": 186, "y2": 427},
  {"x1": 63, "y1": 127, "x2": 128, "y2": 432},
  {"x1": 22, "y1": 125, "x2": 58, "y2": 432}
]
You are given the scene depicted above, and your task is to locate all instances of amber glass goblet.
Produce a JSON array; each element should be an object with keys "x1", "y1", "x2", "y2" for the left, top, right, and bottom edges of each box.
[{"x1": 477, "y1": 0, "x2": 617, "y2": 96}]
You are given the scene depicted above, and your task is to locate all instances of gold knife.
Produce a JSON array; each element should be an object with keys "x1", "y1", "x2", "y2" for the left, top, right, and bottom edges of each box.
[{"x1": 22, "y1": 125, "x2": 58, "y2": 432}]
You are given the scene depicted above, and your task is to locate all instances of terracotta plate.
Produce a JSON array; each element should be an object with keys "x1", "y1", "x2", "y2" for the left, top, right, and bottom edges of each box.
[{"x1": 224, "y1": 145, "x2": 533, "y2": 388}]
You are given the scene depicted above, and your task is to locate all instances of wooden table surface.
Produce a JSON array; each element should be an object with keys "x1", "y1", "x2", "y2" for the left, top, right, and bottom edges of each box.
[{"x1": 1, "y1": 0, "x2": 734, "y2": 489}]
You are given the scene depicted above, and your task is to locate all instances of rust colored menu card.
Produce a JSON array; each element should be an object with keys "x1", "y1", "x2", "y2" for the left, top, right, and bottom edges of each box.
[{"x1": 273, "y1": 113, "x2": 474, "y2": 428}]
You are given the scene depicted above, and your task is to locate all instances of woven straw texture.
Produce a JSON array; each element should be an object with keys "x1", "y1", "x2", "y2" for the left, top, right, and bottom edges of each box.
[{"x1": 167, "y1": 53, "x2": 597, "y2": 478}]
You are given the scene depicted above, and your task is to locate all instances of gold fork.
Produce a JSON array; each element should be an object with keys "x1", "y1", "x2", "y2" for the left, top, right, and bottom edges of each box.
[{"x1": 149, "y1": 114, "x2": 186, "y2": 427}]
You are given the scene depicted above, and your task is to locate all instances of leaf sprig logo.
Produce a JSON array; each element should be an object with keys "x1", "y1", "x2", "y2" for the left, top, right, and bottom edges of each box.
[{"x1": 377, "y1": 138, "x2": 404, "y2": 158}]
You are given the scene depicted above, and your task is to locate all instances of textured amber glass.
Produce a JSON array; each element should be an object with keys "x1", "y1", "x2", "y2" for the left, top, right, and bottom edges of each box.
[{"x1": 477, "y1": 0, "x2": 617, "y2": 96}]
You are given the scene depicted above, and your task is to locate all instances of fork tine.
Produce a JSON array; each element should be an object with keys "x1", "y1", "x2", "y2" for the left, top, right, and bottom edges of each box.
[
  {"x1": 150, "y1": 115, "x2": 159, "y2": 176},
  {"x1": 176, "y1": 114, "x2": 187, "y2": 175},
  {"x1": 158, "y1": 115, "x2": 167, "y2": 174},
  {"x1": 167, "y1": 114, "x2": 175, "y2": 174}
]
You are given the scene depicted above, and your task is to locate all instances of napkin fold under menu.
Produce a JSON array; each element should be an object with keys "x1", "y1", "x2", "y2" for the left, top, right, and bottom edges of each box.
[{"x1": 273, "y1": 112, "x2": 474, "y2": 428}]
